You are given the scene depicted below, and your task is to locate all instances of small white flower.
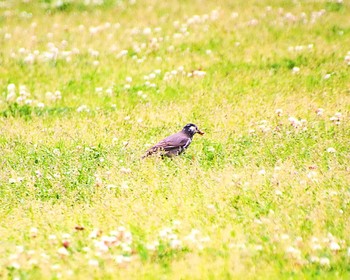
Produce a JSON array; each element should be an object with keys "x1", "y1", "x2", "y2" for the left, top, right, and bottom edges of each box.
[
  {"x1": 319, "y1": 257, "x2": 330, "y2": 266},
  {"x1": 88, "y1": 259, "x2": 99, "y2": 267},
  {"x1": 121, "y1": 181, "x2": 129, "y2": 189},
  {"x1": 57, "y1": 247, "x2": 69, "y2": 256},
  {"x1": 53, "y1": 148, "x2": 60, "y2": 156},
  {"x1": 51, "y1": 264, "x2": 61, "y2": 270},
  {"x1": 10, "y1": 262, "x2": 21, "y2": 269},
  {"x1": 170, "y1": 239, "x2": 182, "y2": 249},
  {"x1": 334, "y1": 112, "x2": 342, "y2": 119},
  {"x1": 323, "y1": 73, "x2": 331, "y2": 80},
  {"x1": 49, "y1": 234, "x2": 57, "y2": 241},
  {"x1": 330, "y1": 241, "x2": 340, "y2": 251},
  {"x1": 285, "y1": 246, "x2": 301, "y2": 257},
  {"x1": 37, "y1": 102, "x2": 45, "y2": 109},
  {"x1": 7, "y1": 83, "x2": 16, "y2": 92},
  {"x1": 231, "y1": 12, "x2": 239, "y2": 18},
  {"x1": 310, "y1": 256, "x2": 319, "y2": 263},
  {"x1": 275, "y1": 190, "x2": 283, "y2": 196},
  {"x1": 307, "y1": 171, "x2": 318, "y2": 179},
  {"x1": 207, "y1": 146, "x2": 215, "y2": 152},
  {"x1": 77, "y1": 105, "x2": 89, "y2": 113},
  {"x1": 258, "y1": 169, "x2": 266, "y2": 175},
  {"x1": 327, "y1": 147, "x2": 336, "y2": 153},
  {"x1": 95, "y1": 87, "x2": 103, "y2": 93},
  {"x1": 255, "y1": 245, "x2": 263, "y2": 251},
  {"x1": 193, "y1": 70, "x2": 206, "y2": 77},
  {"x1": 143, "y1": 27, "x2": 152, "y2": 35},
  {"x1": 115, "y1": 255, "x2": 124, "y2": 264},
  {"x1": 275, "y1": 109, "x2": 283, "y2": 116},
  {"x1": 120, "y1": 167, "x2": 131, "y2": 174},
  {"x1": 30, "y1": 227, "x2": 38, "y2": 237},
  {"x1": 9, "y1": 178, "x2": 17, "y2": 184},
  {"x1": 292, "y1": 66, "x2": 300, "y2": 74},
  {"x1": 207, "y1": 204, "x2": 215, "y2": 210},
  {"x1": 281, "y1": 234, "x2": 290, "y2": 240},
  {"x1": 89, "y1": 228, "x2": 101, "y2": 239},
  {"x1": 146, "y1": 243, "x2": 157, "y2": 251},
  {"x1": 316, "y1": 108, "x2": 324, "y2": 116}
]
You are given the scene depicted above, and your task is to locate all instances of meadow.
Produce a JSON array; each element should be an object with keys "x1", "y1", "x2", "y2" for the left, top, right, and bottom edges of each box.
[{"x1": 1, "y1": 0, "x2": 350, "y2": 278}]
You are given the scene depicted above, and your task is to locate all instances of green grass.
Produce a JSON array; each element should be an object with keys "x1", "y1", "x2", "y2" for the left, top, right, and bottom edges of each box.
[{"x1": 1, "y1": 0, "x2": 350, "y2": 279}]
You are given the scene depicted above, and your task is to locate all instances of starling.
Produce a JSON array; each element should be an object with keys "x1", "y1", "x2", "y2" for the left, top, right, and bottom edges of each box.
[{"x1": 142, "y1": 123, "x2": 204, "y2": 158}]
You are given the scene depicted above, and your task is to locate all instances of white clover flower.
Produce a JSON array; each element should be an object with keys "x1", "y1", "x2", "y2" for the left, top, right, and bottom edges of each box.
[
  {"x1": 7, "y1": 83, "x2": 16, "y2": 92},
  {"x1": 115, "y1": 255, "x2": 124, "y2": 264},
  {"x1": 193, "y1": 70, "x2": 206, "y2": 77},
  {"x1": 170, "y1": 239, "x2": 182, "y2": 249},
  {"x1": 88, "y1": 259, "x2": 99, "y2": 267},
  {"x1": 117, "y1": 50, "x2": 128, "y2": 58},
  {"x1": 292, "y1": 66, "x2": 300, "y2": 74},
  {"x1": 95, "y1": 87, "x2": 103, "y2": 93},
  {"x1": 255, "y1": 245, "x2": 263, "y2": 251},
  {"x1": 275, "y1": 190, "x2": 283, "y2": 196},
  {"x1": 6, "y1": 91, "x2": 16, "y2": 102},
  {"x1": 309, "y1": 256, "x2": 319, "y2": 263},
  {"x1": 146, "y1": 243, "x2": 157, "y2": 251},
  {"x1": 77, "y1": 105, "x2": 89, "y2": 113},
  {"x1": 275, "y1": 109, "x2": 283, "y2": 116},
  {"x1": 9, "y1": 178, "x2": 17, "y2": 184},
  {"x1": 319, "y1": 257, "x2": 330, "y2": 266},
  {"x1": 327, "y1": 147, "x2": 336, "y2": 153},
  {"x1": 285, "y1": 246, "x2": 301, "y2": 257},
  {"x1": 311, "y1": 243, "x2": 322, "y2": 252},
  {"x1": 48, "y1": 234, "x2": 57, "y2": 241},
  {"x1": 94, "y1": 240, "x2": 109, "y2": 253},
  {"x1": 231, "y1": 12, "x2": 239, "y2": 19},
  {"x1": 207, "y1": 146, "x2": 215, "y2": 152},
  {"x1": 121, "y1": 181, "x2": 129, "y2": 189},
  {"x1": 57, "y1": 247, "x2": 69, "y2": 256},
  {"x1": 258, "y1": 169, "x2": 266, "y2": 175},
  {"x1": 120, "y1": 167, "x2": 131, "y2": 174},
  {"x1": 37, "y1": 102, "x2": 45, "y2": 109},
  {"x1": 30, "y1": 227, "x2": 38, "y2": 237},
  {"x1": 316, "y1": 108, "x2": 324, "y2": 116},
  {"x1": 330, "y1": 241, "x2": 340, "y2": 251},
  {"x1": 10, "y1": 262, "x2": 20, "y2": 269}
]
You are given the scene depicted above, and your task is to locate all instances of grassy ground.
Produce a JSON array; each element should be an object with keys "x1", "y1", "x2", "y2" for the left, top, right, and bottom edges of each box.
[{"x1": 1, "y1": 0, "x2": 350, "y2": 279}]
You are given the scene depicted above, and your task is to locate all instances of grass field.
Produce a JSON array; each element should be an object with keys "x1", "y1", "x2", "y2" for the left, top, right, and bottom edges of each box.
[{"x1": 1, "y1": 0, "x2": 350, "y2": 279}]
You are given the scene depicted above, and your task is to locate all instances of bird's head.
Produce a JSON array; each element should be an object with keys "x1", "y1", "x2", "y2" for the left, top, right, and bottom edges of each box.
[{"x1": 182, "y1": 123, "x2": 204, "y2": 137}]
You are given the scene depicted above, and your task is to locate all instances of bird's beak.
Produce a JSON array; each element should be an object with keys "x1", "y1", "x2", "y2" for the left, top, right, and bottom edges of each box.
[{"x1": 197, "y1": 129, "x2": 204, "y2": 135}]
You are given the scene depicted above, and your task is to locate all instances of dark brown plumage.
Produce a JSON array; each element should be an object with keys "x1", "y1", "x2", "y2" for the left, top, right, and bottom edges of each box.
[{"x1": 142, "y1": 123, "x2": 204, "y2": 158}]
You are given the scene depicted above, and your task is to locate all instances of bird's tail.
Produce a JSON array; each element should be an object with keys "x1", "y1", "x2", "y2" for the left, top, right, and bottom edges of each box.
[{"x1": 141, "y1": 147, "x2": 159, "y2": 159}]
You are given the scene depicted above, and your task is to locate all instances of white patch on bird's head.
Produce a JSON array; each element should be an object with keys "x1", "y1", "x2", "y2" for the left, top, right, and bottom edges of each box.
[{"x1": 189, "y1": 125, "x2": 197, "y2": 132}]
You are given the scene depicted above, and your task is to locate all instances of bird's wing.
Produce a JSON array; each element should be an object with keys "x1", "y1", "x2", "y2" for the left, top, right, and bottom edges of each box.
[
  {"x1": 143, "y1": 132, "x2": 190, "y2": 157},
  {"x1": 152, "y1": 132, "x2": 189, "y2": 151}
]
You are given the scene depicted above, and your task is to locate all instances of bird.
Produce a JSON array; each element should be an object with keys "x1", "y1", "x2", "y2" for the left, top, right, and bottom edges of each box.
[{"x1": 142, "y1": 123, "x2": 204, "y2": 158}]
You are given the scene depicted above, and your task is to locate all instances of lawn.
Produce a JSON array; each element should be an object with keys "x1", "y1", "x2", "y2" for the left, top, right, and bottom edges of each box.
[{"x1": 0, "y1": 0, "x2": 350, "y2": 279}]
